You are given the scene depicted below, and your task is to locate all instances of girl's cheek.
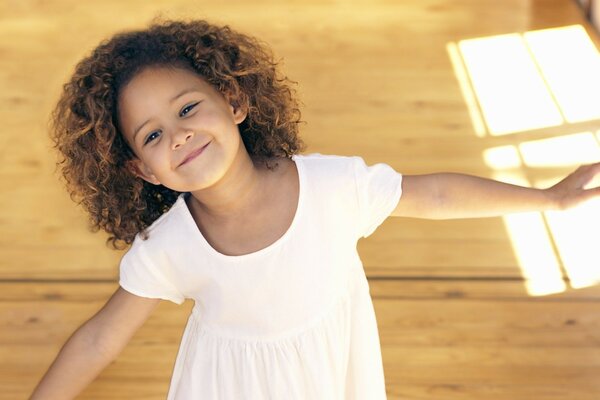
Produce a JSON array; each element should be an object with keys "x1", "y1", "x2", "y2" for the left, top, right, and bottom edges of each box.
[
  {"x1": 149, "y1": 144, "x2": 167, "y2": 162},
  {"x1": 195, "y1": 109, "x2": 220, "y2": 126}
]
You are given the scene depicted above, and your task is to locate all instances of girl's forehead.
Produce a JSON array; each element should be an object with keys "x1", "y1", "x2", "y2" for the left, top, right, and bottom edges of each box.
[
  {"x1": 116, "y1": 66, "x2": 226, "y2": 142},
  {"x1": 118, "y1": 67, "x2": 223, "y2": 115},
  {"x1": 124, "y1": 66, "x2": 213, "y2": 97}
]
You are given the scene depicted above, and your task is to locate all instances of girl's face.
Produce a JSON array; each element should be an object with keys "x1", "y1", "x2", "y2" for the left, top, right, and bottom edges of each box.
[{"x1": 117, "y1": 65, "x2": 247, "y2": 192}]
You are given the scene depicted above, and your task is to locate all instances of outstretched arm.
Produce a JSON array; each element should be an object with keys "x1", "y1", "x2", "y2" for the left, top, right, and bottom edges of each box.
[
  {"x1": 29, "y1": 287, "x2": 161, "y2": 400},
  {"x1": 391, "y1": 163, "x2": 600, "y2": 220}
]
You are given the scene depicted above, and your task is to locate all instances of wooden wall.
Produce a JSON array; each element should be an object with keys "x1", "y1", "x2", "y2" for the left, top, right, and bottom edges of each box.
[{"x1": 2, "y1": 1, "x2": 600, "y2": 399}]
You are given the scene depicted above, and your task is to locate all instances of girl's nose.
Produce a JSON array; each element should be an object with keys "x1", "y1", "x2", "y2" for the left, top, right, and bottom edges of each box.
[{"x1": 172, "y1": 130, "x2": 194, "y2": 150}]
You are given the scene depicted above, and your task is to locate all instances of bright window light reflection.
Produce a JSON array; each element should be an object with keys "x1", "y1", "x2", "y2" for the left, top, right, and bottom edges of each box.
[
  {"x1": 483, "y1": 145, "x2": 522, "y2": 169},
  {"x1": 453, "y1": 24, "x2": 600, "y2": 295},
  {"x1": 518, "y1": 132, "x2": 600, "y2": 167},
  {"x1": 524, "y1": 25, "x2": 600, "y2": 123},
  {"x1": 492, "y1": 172, "x2": 566, "y2": 296},
  {"x1": 535, "y1": 177, "x2": 600, "y2": 289},
  {"x1": 450, "y1": 25, "x2": 600, "y2": 138},
  {"x1": 458, "y1": 34, "x2": 563, "y2": 135},
  {"x1": 446, "y1": 42, "x2": 487, "y2": 137}
]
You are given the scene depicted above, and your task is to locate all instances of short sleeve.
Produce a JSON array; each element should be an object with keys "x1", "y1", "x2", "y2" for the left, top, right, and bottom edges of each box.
[
  {"x1": 352, "y1": 155, "x2": 403, "y2": 239},
  {"x1": 119, "y1": 243, "x2": 185, "y2": 305}
]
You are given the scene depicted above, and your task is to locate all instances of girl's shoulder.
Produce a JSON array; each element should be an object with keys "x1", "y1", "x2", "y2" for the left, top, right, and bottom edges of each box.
[
  {"x1": 294, "y1": 152, "x2": 368, "y2": 176},
  {"x1": 129, "y1": 194, "x2": 189, "y2": 251},
  {"x1": 293, "y1": 152, "x2": 362, "y2": 168},
  {"x1": 294, "y1": 152, "x2": 353, "y2": 161},
  {"x1": 292, "y1": 152, "x2": 368, "y2": 195}
]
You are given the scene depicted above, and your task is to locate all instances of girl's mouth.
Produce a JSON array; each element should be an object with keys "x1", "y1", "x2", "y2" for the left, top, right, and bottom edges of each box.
[{"x1": 179, "y1": 141, "x2": 210, "y2": 167}]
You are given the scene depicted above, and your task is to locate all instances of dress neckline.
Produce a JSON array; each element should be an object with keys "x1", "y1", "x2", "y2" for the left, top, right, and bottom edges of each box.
[{"x1": 177, "y1": 154, "x2": 305, "y2": 261}]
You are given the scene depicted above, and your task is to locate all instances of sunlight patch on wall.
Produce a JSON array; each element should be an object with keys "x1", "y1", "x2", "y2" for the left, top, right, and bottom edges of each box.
[
  {"x1": 457, "y1": 34, "x2": 563, "y2": 135},
  {"x1": 483, "y1": 145, "x2": 522, "y2": 169},
  {"x1": 540, "y1": 186, "x2": 600, "y2": 289},
  {"x1": 446, "y1": 42, "x2": 487, "y2": 137},
  {"x1": 449, "y1": 25, "x2": 600, "y2": 137},
  {"x1": 524, "y1": 25, "x2": 600, "y2": 123},
  {"x1": 492, "y1": 172, "x2": 566, "y2": 296},
  {"x1": 450, "y1": 25, "x2": 600, "y2": 296},
  {"x1": 518, "y1": 132, "x2": 600, "y2": 167},
  {"x1": 486, "y1": 133, "x2": 600, "y2": 295}
]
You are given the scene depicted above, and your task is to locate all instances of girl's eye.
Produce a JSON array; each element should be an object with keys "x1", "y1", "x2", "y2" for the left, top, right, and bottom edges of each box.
[
  {"x1": 143, "y1": 102, "x2": 200, "y2": 146},
  {"x1": 144, "y1": 131, "x2": 160, "y2": 145},
  {"x1": 180, "y1": 102, "x2": 199, "y2": 117}
]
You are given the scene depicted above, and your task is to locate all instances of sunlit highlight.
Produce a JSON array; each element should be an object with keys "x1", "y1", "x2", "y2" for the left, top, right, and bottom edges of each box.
[
  {"x1": 449, "y1": 25, "x2": 600, "y2": 296},
  {"x1": 492, "y1": 172, "x2": 566, "y2": 296},
  {"x1": 518, "y1": 132, "x2": 600, "y2": 167},
  {"x1": 543, "y1": 202, "x2": 600, "y2": 289},
  {"x1": 458, "y1": 34, "x2": 563, "y2": 135},
  {"x1": 446, "y1": 42, "x2": 487, "y2": 137},
  {"x1": 483, "y1": 145, "x2": 522, "y2": 169},
  {"x1": 524, "y1": 25, "x2": 600, "y2": 123}
]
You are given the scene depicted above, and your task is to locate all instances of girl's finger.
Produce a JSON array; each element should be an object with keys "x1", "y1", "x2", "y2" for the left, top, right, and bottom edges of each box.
[
  {"x1": 582, "y1": 163, "x2": 600, "y2": 189},
  {"x1": 582, "y1": 186, "x2": 600, "y2": 203}
]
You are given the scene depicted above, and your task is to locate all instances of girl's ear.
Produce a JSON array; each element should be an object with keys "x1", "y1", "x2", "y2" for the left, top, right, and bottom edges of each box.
[
  {"x1": 126, "y1": 158, "x2": 161, "y2": 185},
  {"x1": 226, "y1": 93, "x2": 248, "y2": 125},
  {"x1": 231, "y1": 103, "x2": 248, "y2": 125}
]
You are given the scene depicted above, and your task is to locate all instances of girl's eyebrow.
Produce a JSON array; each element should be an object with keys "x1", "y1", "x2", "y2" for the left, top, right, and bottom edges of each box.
[{"x1": 132, "y1": 88, "x2": 201, "y2": 140}]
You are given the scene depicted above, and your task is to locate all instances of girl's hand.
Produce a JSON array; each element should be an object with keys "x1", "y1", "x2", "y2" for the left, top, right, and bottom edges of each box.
[{"x1": 546, "y1": 162, "x2": 600, "y2": 211}]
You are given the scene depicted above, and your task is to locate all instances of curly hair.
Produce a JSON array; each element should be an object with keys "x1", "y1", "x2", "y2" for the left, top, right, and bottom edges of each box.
[{"x1": 49, "y1": 17, "x2": 307, "y2": 250}]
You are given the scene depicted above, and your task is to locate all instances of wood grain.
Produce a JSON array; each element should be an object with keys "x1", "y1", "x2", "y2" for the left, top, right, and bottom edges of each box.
[{"x1": 2, "y1": 0, "x2": 599, "y2": 399}]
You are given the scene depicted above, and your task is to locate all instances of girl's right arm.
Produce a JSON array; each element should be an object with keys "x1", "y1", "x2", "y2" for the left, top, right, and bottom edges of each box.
[{"x1": 29, "y1": 287, "x2": 162, "y2": 400}]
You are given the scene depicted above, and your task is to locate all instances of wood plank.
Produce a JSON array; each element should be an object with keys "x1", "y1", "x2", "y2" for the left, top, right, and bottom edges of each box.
[
  {"x1": 3, "y1": 0, "x2": 600, "y2": 399},
  {"x1": 6, "y1": 278, "x2": 600, "y2": 303},
  {"x1": 5, "y1": 281, "x2": 600, "y2": 399},
  {"x1": 388, "y1": 384, "x2": 600, "y2": 400},
  {"x1": 0, "y1": 0, "x2": 596, "y2": 281},
  {"x1": 369, "y1": 278, "x2": 600, "y2": 300}
]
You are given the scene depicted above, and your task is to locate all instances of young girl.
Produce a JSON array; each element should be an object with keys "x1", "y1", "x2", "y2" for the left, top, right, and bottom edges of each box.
[{"x1": 31, "y1": 17, "x2": 600, "y2": 400}]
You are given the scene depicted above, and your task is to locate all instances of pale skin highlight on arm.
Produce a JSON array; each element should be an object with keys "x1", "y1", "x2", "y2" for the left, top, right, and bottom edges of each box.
[
  {"x1": 29, "y1": 288, "x2": 162, "y2": 399},
  {"x1": 391, "y1": 163, "x2": 600, "y2": 220}
]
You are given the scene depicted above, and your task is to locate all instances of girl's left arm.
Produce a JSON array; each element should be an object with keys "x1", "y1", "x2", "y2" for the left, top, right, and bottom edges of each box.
[{"x1": 391, "y1": 163, "x2": 600, "y2": 219}]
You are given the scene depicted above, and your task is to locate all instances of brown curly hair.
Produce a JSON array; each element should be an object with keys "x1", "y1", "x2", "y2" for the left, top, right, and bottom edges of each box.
[{"x1": 49, "y1": 17, "x2": 307, "y2": 250}]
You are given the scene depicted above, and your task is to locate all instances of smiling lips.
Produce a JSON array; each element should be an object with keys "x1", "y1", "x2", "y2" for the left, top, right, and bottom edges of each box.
[{"x1": 179, "y1": 142, "x2": 210, "y2": 167}]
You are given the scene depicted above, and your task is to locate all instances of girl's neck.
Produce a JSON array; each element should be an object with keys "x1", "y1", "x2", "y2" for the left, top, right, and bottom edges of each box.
[{"x1": 186, "y1": 155, "x2": 284, "y2": 223}]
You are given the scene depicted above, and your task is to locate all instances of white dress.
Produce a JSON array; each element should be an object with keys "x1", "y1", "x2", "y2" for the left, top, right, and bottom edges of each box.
[{"x1": 119, "y1": 153, "x2": 403, "y2": 399}]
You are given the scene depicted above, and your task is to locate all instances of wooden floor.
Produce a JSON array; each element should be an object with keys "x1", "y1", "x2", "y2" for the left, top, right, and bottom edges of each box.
[{"x1": 3, "y1": 0, "x2": 600, "y2": 399}]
